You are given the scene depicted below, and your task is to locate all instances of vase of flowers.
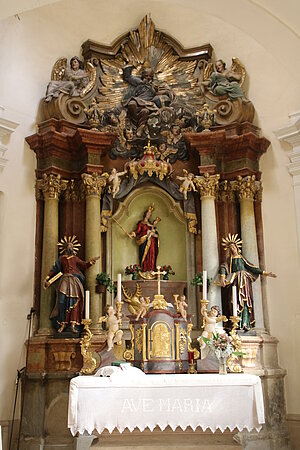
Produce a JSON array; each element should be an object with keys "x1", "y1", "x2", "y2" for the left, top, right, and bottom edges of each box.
[
  {"x1": 161, "y1": 265, "x2": 175, "y2": 280},
  {"x1": 96, "y1": 272, "x2": 116, "y2": 293},
  {"x1": 202, "y1": 332, "x2": 238, "y2": 375},
  {"x1": 125, "y1": 264, "x2": 140, "y2": 280}
]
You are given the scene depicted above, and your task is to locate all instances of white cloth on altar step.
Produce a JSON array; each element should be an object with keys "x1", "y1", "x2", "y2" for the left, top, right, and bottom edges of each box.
[{"x1": 68, "y1": 373, "x2": 265, "y2": 435}]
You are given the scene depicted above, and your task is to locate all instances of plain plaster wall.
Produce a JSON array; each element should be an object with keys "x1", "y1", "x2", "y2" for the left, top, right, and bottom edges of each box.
[{"x1": 0, "y1": 0, "x2": 300, "y2": 423}]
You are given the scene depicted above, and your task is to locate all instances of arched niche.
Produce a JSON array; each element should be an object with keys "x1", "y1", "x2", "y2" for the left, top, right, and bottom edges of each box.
[{"x1": 107, "y1": 185, "x2": 187, "y2": 280}]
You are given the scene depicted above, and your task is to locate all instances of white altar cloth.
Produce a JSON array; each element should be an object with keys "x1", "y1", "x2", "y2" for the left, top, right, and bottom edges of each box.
[{"x1": 68, "y1": 373, "x2": 265, "y2": 435}]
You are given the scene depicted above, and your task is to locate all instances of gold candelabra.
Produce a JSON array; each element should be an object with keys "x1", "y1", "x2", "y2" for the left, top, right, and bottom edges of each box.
[
  {"x1": 80, "y1": 319, "x2": 98, "y2": 374},
  {"x1": 227, "y1": 315, "x2": 243, "y2": 373}
]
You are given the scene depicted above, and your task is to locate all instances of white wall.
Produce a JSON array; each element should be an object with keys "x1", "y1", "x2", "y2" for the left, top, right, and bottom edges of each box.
[{"x1": 0, "y1": 0, "x2": 300, "y2": 420}]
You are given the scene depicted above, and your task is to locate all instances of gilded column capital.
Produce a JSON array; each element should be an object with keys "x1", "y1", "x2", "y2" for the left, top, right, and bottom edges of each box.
[
  {"x1": 233, "y1": 175, "x2": 262, "y2": 201},
  {"x1": 195, "y1": 172, "x2": 220, "y2": 198},
  {"x1": 218, "y1": 180, "x2": 235, "y2": 202},
  {"x1": 82, "y1": 172, "x2": 108, "y2": 198},
  {"x1": 64, "y1": 179, "x2": 83, "y2": 202},
  {"x1": 36, "y1": 173, "x2": 68, "y2": 200}
]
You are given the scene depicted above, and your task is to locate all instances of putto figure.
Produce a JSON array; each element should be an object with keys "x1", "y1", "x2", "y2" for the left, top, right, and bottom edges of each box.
[
  {"x1": 177, "y1": 169, "x2": 197, "y2": 200},
  {"x1": 198, "y1": 305, "x2": 227, "y2": 350},
  {"x1": 218, "y1": 234, "x2": 276, "y2": 331},
  {"x1": 43, "y1": 236, "x2": 98, "y2": 333},
  {"x1": 99, "y1": 305, "x2": 123, "y2": 351}
]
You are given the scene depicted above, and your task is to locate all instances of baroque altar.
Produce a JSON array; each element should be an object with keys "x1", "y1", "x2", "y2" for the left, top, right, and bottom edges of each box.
[{"x1": 21, "y1": 15, "x2": 290, "y2": 450}]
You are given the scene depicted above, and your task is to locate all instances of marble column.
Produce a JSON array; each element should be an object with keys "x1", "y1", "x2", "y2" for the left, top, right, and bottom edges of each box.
[
  {"x1": 82, "y1": 173, "x2": 107, "y2": 332},
  {"x1": 195, "y1": 173, "x2": 222, "y2": 309},
  {"x1": 234, "y1": 175, "x2": 265, "y2": 330},
  {"x1": 37, "y1": 174, "x2": 68, "y2": 332}
]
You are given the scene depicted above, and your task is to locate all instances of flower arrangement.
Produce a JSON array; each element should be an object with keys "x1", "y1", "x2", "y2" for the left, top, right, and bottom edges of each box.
[
  {"x1": 202, "y1": 332, "x2": 234, "y2": 360},
  {"x1": 161, "y1": 265, "x2": 175, "y2": 280},
  {"x1": 96, "y1": 272, "x2": 116, "y2": 293},
  {"x1": 125, "y1": 264, "x2": 140, "y2": 280},
  {"x1": 190, "y1": 272, "x2": 211, "y2": 287}
]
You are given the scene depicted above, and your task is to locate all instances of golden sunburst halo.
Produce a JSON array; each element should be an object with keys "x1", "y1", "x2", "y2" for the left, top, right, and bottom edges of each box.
[
  {"x1": 57, "y1": 235, "x2": 81, "y2": 255},
  {"x1": 221, "y1": 233, "x2": 243, "y2": 252}
]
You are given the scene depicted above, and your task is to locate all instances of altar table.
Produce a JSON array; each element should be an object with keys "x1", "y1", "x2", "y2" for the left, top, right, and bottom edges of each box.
[{"x1": 68, "y1": 372, "x2": 265, "y2": 438}]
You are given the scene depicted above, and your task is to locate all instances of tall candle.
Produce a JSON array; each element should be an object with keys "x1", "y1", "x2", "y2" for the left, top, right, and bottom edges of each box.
[
  {"x1": 85, "y1": 290, "x2": 90, "y2": 319},
  {"x1": 232, "y1": 286, "x2": 238, "y2": 317},
  {"x1": 0, "y1": 425, "x2": 2, "y2": 450},
  {"x1": 203, "y1": 270, "x2": 207, "y2": 300},
  {"x1": 117, "y1": 274, "x2": 122, "y2": 303}
]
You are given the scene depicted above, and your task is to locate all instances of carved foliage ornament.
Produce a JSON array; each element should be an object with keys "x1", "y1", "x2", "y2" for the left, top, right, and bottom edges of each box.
[
  {"x1": 36, "y1": 173, "x2": 68, "y2": 200},
  {"x1": 81, "y1": 172, "x2": 108, "y2": 197},
  {"x1": 194, "y1": 173, "x2": 220, "y2": 198}
]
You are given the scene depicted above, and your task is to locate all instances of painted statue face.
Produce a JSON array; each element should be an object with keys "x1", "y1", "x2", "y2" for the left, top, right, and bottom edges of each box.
[
  {"x1": 210, "y1": 308, "x2": 218, "y2": 317},
  {"x1": 216, "y1": 60, "x2": 225, "y2": 73},
  {"x1": 125, "y1": 128, "x2": 134, "y2": 141},
  {"x1": 172, "y1": 125, "x2": 180, "y2": 136},
  {"x1": 229, "y1": 243, "x2": 239, "y2": 256},
  {"x1": 108, "y1": 306, "x2": 114, "y2": 316},
  {"x1": 71, "y1": 58, "x2": 80, "y2": 71},
  {"x1": 66, "y1": 243, "x2": 74, "y2": 255},
  {"x1": 159, "y1": 142, "x2": 167, "y2": 152}
]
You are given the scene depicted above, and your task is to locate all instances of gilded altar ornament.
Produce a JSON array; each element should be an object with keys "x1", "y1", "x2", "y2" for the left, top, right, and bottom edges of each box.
[
  {"x1": 184, "y1": 212, "x2": 197, "y2": 235},
  {"x1": 80, "y1": 319, "x2": 98, "y2": 375},
  {"x1": 194, "y1": 172, "x2": 220, "y2": 199},
  {"x1": 36, "y1": 173, "x2": 69, "y2": 200},
  {"x1": 151, "y1": 266, "x2": 168, "y2": 310},
  {"x1": 123, "y1": 323, "x2": 135, "y2": 361},
  {"x1": 84, "y1": 97, "x2": 104, "y2": 130},
  {"x1": 149, "y1": 322, "x2": 172, "y2": 359},
  {"x1": 179, "y1": 327, "x2": 187, "y2": 355},
  {"x1": 121, "y1": 282, "x2": 143, "y2": 315},
  {"x1": 124, "y1": 141, "x2": 172, "y2": 181},
  {"x1": 82, "y1": 172, "x2": 109, "y2": 198},
  {"x1": 177, "y1": 170, "x2": 197, "y2": 200},
  {"x1": 98, "y1": 305, "x2": 123, "y2": 352},
  {"x1": 232, "y1": 175, "x2": 262, "y2": 201},
  {"x1": 196, "y1": 103, "x2": 216, "y2": 131},
  {"x1": 227, "y1": 316, "x2": 243, "y2": 373},
  {"x1": 135, "y1": 327, "x2": 143, "y2": 353},
  {"x1": 187, "y1": 323, "x2": 200, "y2": 361}
]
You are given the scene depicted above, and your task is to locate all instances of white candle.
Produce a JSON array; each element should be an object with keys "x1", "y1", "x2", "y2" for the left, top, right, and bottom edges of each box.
[
  {"x1": 0, "y1": 425, "x2": 2, "y2": 450},
  {"x1": 117, "y1": 273, "x2": 122, "y2": 303},
  {"x1": 232, "y1": 286, "x2": 238, "y2": 317},
  {"x1": 203, "y1": 270, "x2": 207, "y2": 299},
  {"x1": 85, "y1": 290, "x2": 90, "y2": 319}
]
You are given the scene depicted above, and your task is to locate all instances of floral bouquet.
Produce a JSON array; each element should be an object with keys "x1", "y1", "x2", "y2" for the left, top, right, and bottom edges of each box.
[
  {"x1": 125, "y1": 264, "x2": 140, "y2": 280},
  {"x1": 202, "y1": 332, "x2": 244, "y2": 374},
  {"x1": 202, "y1": 332, "x2": 234, "y2": 359},
  {"x1": 161, "y1": 264, "x2": 175, "y2": 280}
]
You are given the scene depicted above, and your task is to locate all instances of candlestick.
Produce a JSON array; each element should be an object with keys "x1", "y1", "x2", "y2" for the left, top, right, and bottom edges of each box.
[
  {"x1": 232, "y1": 286, "x2": 238, "y2": 317},
  {"x1": 117, "y1": 273, "x2": 122, "y2": 303},
  {"x1": 85, "y1": 290, "x2": 90, "y2": 319},
  {"x1": 203, "y1": 270, "x2": 207, "y2": 300}
]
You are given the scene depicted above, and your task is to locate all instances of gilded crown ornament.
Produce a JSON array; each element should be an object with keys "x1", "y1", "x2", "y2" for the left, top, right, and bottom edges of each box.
[
  {"x1": 125, "y1": 140, "x2": 172, "y2": 181},
  {"x1": 221, "y1": 233, "x2": 243, "y2": 252}
]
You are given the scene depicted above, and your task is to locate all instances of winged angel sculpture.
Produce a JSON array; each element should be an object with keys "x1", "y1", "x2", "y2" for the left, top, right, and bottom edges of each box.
[
  {"x1": 197, "y1": 57, "x2": 254, "y2": 124},
  {"x1": 42, "y1": 16, "x2": 254, "y2": 145}
]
